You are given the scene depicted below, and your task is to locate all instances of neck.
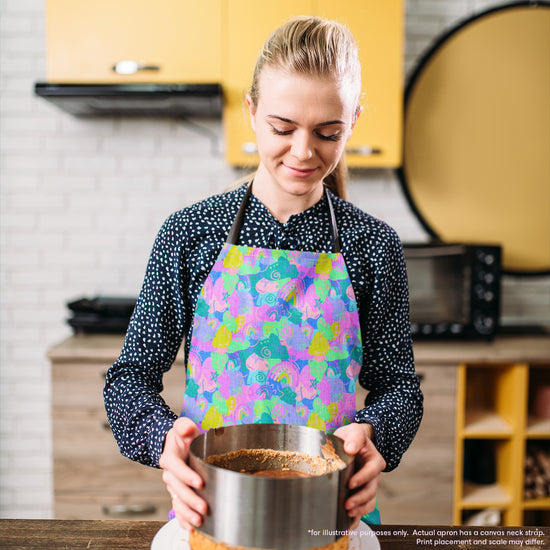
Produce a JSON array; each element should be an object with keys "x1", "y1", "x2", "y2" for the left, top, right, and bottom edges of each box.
[{"x1": 251, "y1": 165, "x2": 324, "y2": 223}]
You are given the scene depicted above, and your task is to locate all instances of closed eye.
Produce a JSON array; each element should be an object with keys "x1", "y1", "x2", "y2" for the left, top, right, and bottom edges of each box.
[
  {"x1": 269, "y1": 125, "x2": 293, "y2": 136},
  {"x1": 269, "y1": 125, "x2": 342, "y2": 142},
  {"x1": 316, "y1": 131, "x2": 342, "y2": 142}
]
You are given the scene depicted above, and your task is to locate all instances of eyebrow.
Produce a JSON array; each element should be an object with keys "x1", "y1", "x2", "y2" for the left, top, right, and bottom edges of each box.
[{"x1": 266, "y1": 115, "x2": 345, "y2": 127}]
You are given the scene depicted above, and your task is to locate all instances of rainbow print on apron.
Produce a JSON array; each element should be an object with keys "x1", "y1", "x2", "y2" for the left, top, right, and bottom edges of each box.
[
  {"x1": 180, "y1": 185, "x2": 362, "y2": 433},
  {"x1": 176, "y1": 185, "x2": 381, "y2": 523}
]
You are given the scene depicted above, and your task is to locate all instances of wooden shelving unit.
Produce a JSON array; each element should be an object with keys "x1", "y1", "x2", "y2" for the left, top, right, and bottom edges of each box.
[{"x1": 453, "y1": 361, "x2": 550, "y2": 526}]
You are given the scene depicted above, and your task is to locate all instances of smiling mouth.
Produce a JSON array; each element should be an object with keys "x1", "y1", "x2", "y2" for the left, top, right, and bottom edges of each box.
[{"x1": 283, "y1": 164, "x2": 318, "y2": 177}]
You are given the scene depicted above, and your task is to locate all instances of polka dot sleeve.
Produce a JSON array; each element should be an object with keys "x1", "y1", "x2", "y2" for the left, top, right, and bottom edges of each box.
[
  {"x1": 103, "y1": 214, "x2": 187, "y2": 467},
  {"x1": 344, "y1": 216, "x2": 424, "y2": 471}
]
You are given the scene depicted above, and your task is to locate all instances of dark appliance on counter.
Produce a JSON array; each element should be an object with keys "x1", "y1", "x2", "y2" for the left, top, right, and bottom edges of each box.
[
  {"x1": 403, "y1": 243, "x2": 501, "y2": 340},
  {"x1": 67, "y1": 296, "x2": 137, "y2": 334}
]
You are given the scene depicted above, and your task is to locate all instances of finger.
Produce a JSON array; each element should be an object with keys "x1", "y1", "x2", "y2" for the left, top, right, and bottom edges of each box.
[
  {"x1": 345, "y1": 477, "x2": 379, "y2": 513},
  {"x1": 346, "y1": 475, "x2": 379, "y2": 521},
  {"x1": 163, "y1": 467, "x2": 205, "y2": 501},
  {"x1": 173, "y1": 417, "x2": 201, "y2": 441},
  {"x1": 164, "y1": 472, "x2": 208, "y2": 525},
  {"x1": 161, "y1": 454, "x2": 204, "y2": 490},
  {"x1": 162, "y1": 472, "x2": 207, "y2": 514},
  {"x1": 161, "y1": 418, "x2": 200, "y2": 464},
  {"x1": 347, "y1": 493, "x2": 377, "y2": 523},
  {"x1": 172, "y1": 492, "x2": 204, "y2": 530},
  {"x1": 338, "y1": 428, "x2": 368, "y2": 456},
  {"x1": 168, "y1": 421, "x2": 201, "y2": 461},
  {"x1": 344, "y1": 439, "x2": 363, "y2": 455},
  {"x1": 348, "y1": 455, "x2": 384, "y2": 490},
  {"x1": 159, "y1": 425, "x2": 204, "y2": 490},
  {"x1": 172, "y1": 491, "x2": 207, "y2": 527}
]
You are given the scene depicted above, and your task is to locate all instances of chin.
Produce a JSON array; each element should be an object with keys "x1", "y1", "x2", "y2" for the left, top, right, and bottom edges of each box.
[
  {"x1": 285, "y1": 184, "x2": 323, "y2": 200},
  {"x1": 276, "y1": 174, "x2": 325, "y2": 197}
]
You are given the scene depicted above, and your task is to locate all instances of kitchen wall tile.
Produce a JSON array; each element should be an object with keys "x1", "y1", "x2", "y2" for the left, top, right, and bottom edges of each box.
[
  {"x1": 2, "y1": 153, "x2": 60, "y2": 175},
  {"x1": 42, "y1": 174, "x2": 97, "y2": 191},
  {"x1": 408, "y1": 0, "x2": 469, "y2": 17},
  {"x1": 0, "y1": 55, "x2": 37, "y2": 78},
  {"x1": 2, "y1": 0, "x2": 43, "y2": 15},
  {"x1": 58, "y1": 113, "x2": 116, "y2": 135},
  {"x1": 0, "y1": 14, "x2": 34, "y2": 34},
  {"x1": 44, "y1": 136, "x2": 101, "y2": 154},
  {"x1": 0, "y1": 113, "x2": 59, "y2": 135},
  {"x1": 101, "y1": 135, "x2": 158, "y2": 155},
  {"x1": 2, "y1": 33, "x2": 44, "y2": 56},
  {"x1": 119, "y1": 155, "x2": 177, "y2": 176},
  {"x1": 404, "y1": 15, "x2": 444, "y2": 37},
  {"x1": 61, "y1": 155, "x2": 118, "y2": 176},
  {"x1": 0, "y1": 134, "x2": 42, "y2": 153}
]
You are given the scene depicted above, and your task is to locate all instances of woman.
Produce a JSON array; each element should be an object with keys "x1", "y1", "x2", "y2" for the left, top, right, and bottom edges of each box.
[{"x1": 104, "y1": 15, "x2": 423, "y2": 532}]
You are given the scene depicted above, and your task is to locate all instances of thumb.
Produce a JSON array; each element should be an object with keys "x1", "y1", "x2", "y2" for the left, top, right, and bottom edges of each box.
[
  {"x1": 173, "y1": 417, "x2": 200, "y2": 445},
  {"x1": 344, "y1": 435, "x2": 363, "y2": 455},
  {"x1": 341, "y1": 424, "x2": 368, "y2": 455}
]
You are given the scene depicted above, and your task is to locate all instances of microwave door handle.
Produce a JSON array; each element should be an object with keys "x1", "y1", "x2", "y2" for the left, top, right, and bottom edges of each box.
[{"x1": 404, "y1": 245, "x2": 467, "y2": 258}]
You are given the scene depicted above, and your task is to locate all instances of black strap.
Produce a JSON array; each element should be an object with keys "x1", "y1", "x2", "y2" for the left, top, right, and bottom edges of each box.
[
  {"x1": 226, "y1": 183, "x2": 341, "y2": 253},
  {"x1": 226, "y1": 183, "x2": 253, "y2": 245},
  {"x1": 325, "y1": 186, "x2": 341, "y2": 254}
]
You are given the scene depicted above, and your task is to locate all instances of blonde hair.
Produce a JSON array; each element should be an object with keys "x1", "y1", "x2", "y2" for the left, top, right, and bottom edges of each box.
[{"x1": 249, "y1": 16, "x2": 362, "y2": 199}]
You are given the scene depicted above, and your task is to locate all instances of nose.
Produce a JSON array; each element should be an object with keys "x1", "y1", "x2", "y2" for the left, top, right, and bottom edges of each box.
[{"x1": 290, "y1": 131, "x2": 313, "y2": 161}]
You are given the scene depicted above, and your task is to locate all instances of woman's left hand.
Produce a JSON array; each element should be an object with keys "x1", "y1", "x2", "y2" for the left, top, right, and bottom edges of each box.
[{"x1": 333, "y1": 422, "x2": 386, "y2": 528}]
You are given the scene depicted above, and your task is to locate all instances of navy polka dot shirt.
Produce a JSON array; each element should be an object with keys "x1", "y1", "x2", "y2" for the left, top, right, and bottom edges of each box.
[{"x1": 104, "y1": 184, "x2": 423, "y2": 471}]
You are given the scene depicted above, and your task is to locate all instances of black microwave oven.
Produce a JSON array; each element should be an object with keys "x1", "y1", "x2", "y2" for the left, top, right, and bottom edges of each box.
[{"x1": 403, "y1": 243, "x2": 502, "y2": 340}]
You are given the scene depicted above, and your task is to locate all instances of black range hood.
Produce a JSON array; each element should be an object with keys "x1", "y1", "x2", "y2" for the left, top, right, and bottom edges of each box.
[{"x1": 34, "y1": 82, "x2": 223, "y2": 117}]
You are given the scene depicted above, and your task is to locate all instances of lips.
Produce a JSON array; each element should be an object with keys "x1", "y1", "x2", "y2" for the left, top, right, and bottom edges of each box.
[{"x1": 282, "y1": 163, "x2": 318, "y2": 178}]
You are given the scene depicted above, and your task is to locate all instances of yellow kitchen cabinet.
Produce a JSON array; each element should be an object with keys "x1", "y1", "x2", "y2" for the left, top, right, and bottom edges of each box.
[
  {"x1": 222, "y1": 0, "x2": 315, "y2": 169},
  {"x1": 45, "y1": 0, "x2": 222, "y2": 83},
  {"x1": 223, "y1": 0, "x2": 404, "y2": 168},
  {"x1": 454, "y1": 362, "x2": 550, "y2": 526},
  {"x1": 317, "y1": 1, "x2": 404, "y2": 168}
]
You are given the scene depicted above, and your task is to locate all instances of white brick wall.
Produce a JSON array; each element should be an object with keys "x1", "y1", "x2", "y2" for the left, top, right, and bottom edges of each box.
[{"x1": 1, "y1": 0, "x2": 548, "y2": 518}]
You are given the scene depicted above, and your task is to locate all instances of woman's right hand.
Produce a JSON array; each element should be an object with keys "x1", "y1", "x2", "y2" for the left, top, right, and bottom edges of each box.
[{"x1": 159, "y1": 417, "x2": 207, "y2": 530}]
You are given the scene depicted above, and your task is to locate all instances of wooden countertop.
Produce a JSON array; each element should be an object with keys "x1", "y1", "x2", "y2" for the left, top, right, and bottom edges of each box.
[
  {"x1": 0, "y1": 520, "x2": 548, "y2": 550},
  {"x1": 47, "y1": 333, "x2": 550, "y2": 365},
  {"x1": 47, "y1": 334, "x2": 187, "y2": 364},
  {"x1": 0, "y1": 520, "x2": 160, "y2": 549},
  {"x1": 410, "y1": 334, "x2": 550, "y2": 365}
]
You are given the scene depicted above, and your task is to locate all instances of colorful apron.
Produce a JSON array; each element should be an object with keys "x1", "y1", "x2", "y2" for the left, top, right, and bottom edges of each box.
[{"x1": 177, "y1": 184, "x2": 380, "y2": 524}]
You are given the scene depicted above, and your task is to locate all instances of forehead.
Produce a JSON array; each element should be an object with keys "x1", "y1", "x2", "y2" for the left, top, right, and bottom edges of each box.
[{"x1": 256, "y1": 67, "x2": 355, "y2": 120}]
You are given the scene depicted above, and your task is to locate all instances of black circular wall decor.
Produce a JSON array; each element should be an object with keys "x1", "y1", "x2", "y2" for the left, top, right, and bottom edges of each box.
[{"x1": 397, "y1": 2, "x2": 550, "y2": 275}]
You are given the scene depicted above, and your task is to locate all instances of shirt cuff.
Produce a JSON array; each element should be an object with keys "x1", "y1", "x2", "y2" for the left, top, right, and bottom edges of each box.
[
  {"x1": 148, "y1": 413, "x2": 177, "y2": 468},
  {"x1": 353, "y1": 409, "x2": 386, "y2": 457}
]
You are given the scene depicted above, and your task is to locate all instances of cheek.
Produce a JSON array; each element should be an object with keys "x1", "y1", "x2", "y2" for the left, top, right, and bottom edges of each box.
[
  {"x1": 257, "y1": 130, "x2": 287, "y2": 158},
  {"x1": 321, "y1": 142, "x2": 346, "y2": 165}
]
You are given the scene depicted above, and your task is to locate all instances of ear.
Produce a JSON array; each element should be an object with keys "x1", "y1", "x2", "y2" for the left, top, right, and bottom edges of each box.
[
  {"x1": 345, "y1": 105, "x2": 362, "y2": 143},
  {"x1": 245, "y1": 93, "x2": 257, "y2": 132},
  {"x1": 351, "y1": 105, "x2": 363, "y2": 132}
]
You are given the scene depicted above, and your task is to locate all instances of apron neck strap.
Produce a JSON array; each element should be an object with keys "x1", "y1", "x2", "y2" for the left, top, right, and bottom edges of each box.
[
  {"x1": 226, "y1": 183, "x2": 341, "y2": 253},
  {"x1": 226, "y1": 183, "x2": 253, "y2": 246}
]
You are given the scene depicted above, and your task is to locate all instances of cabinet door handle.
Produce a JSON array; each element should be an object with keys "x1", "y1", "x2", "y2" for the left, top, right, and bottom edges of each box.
[
  {"x1": 102, "y1": 503, "x2": 157, "y2": 516},
  {"x1": 345, "y1": 145, "x2": 382, "y2": 156},
  {"x1": 241, "y1": 142, "x2": 258, "y2": 155},
  {"x1": 242, "y1": 142, "x2": 382, "y2": 157},
  {"x1": 112, "y1": 60, "x2": 161, "y2": 75}
]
